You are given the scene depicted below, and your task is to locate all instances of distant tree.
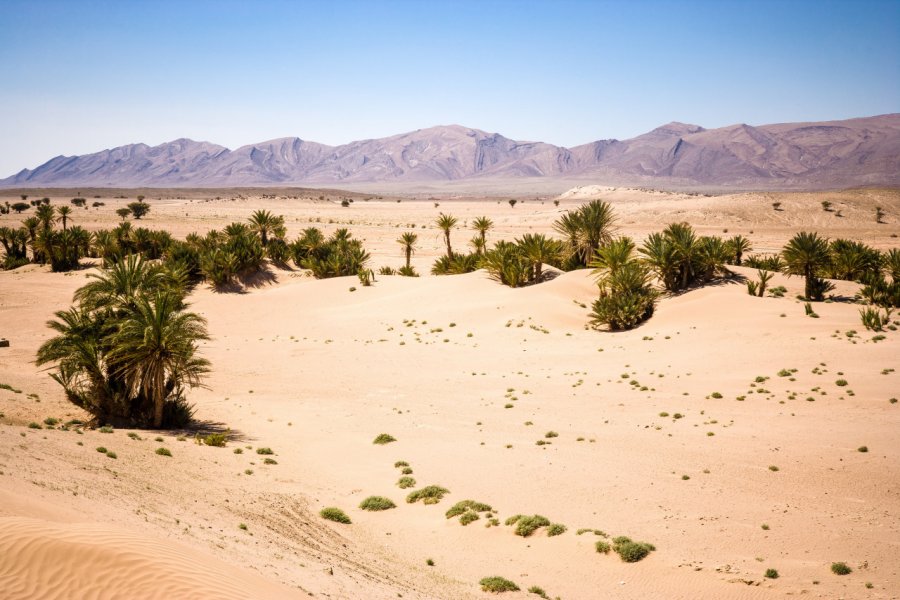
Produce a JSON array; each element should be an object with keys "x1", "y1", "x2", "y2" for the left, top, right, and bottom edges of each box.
[
  {"x1": 471, "y1": 216, "x2": 493, "y2": 253},
  {"x1": 248, "y1": 210, "x2": 285, "y2": 247},
  {"x1": 726, "y1": 235, "x2": 752, "y2": 266},
  {"x1": 56, "y1": 205, "x2": 72, "y2": 231},
  {"x1": 782, "y1": 231, "x2": 832, "y2": 301},
  {"x1": 821, "y1": 200, "x2": 832, "y2": 212},
  {"x1": 772, "y1": 202, "x2": 782, "y2": 211},
  {"x1": 435, "y1": 213, "x2": 458, "y2": 257},
  {"x1": 136, "y1": 195, "x2": 145, "y2": 202},
  {"x1": 71, "y1": 198, "x2": 86, "y2": 207},
  {"x1": 875, "y1": 206, "x2": 885, "y2": 223},
  {"x1": 11, "y1": 202, "x2": 29, "y2": 214},
  {"x1": 553, "y1": 200, "x2": 560, "y2": 207},
  {"x1": 127, "y1": 202, "x2": 150, "y2": 219},
  {"x1": 508, "y1": 199, "x2": 518, "y2": 208},
  {"x1": 20, "y1": 194, "x2": 27, "y2": 203},
  {"x1": 398, "y1": 231, "x2": 418, "y2": 269},
  {"x1": 116, "y1": 207, "x2": 132, "y2": 221}
]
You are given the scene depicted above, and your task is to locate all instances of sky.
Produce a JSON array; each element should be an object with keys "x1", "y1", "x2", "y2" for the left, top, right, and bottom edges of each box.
[{"x1": 0, "y1": 0, "x2": 898, "y2": 177}]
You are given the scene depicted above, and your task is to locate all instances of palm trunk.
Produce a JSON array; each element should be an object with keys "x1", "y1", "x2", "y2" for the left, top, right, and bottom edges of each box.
[
  {"x1": 405, "y1": 247, "x2": 411, "y2": 268},
  {"x1": 445, "y1": 232, "x2": 452, "y2": 257}
]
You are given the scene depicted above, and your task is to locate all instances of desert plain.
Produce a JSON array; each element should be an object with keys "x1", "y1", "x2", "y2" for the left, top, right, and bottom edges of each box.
[{"x1": 0, "y1": 185, "x2": 898, "y2": 599}]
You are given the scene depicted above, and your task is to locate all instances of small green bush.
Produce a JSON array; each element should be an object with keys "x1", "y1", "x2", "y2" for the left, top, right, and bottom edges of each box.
[
  {"x1": 96, "y1": 446, "x2": 107, "y2": 453},
  {"x1": 835, "y1": 379, "x2": 848, "y2": 387},
  {"x1": 506, "y1": 514, "x2": 551, "y2": 537},
  {"x1": 595, "y1": 540, "x2": 611, "y2": 553},
  {"x1": 155, "y1": 447, "x2": 172, "y2": 457},
  {"x1": 858, "y1": 446, "x2": 868, "y2": 453},
  {"x1": 459, "y1": 511, "x2": 480, "y2": 526},
  {"x1": 320, "y1": 507, "x2": 351, "y2": 524},
  {"x1": 831, "y1": 562, "x2": 852, "y2": 575},
  {"x1": 256, "y1": 447, "x2": 274, "y2": 455},
  {"x1": 397, "y1": 476, "x2": 416, "y2": 489},
  {"x1": 203, "y1": 432, "x2": 227, "y2": 447},
  {"x1": 359, "y1": 496, "x2": 396, "y2": 511},
  {"x1": 406, "y1": 485, "x2": 449, "y2": 504},
  {"x1": 547, "y1": 523, "x2": 567, "y2": 536},
  {"x1": 106, "y1": 451, "x2": 117, "y2": 459},
  {"x1": 373, "y1": 433, "x2": 396, "y2": 445},
  {"x1": 612, "y1": 536, "x2": 656, "y2": 562},
  {"x1": 479, "y1": 576, "x2": 519, "y2": 592},
  {"x1": 263, "y1": 457, "x2": 277, "y2": 464},
  {"x1": 28, "y1": 422, "x2": 41, "y2": 429},
  {"x1": 445, "y1": 500, "x2": 492, "y2": 518},
  {"x1": 765, "y1": 568, "x2": 779, "y2": 579},
  {"x1": 394, "y1": 460, "x2": 409, "y2": 468}
]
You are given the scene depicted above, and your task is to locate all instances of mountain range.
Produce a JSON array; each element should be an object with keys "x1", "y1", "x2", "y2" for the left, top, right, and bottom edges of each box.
[{"x1": 3, "y1": 114, "x2": 898, "y2": 190}]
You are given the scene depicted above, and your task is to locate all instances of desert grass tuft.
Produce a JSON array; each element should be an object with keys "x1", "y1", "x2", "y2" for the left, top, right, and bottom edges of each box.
[
  {"x1": 406, "y1": 485, "x2": 449, "y2": 504},
  {"x1": 479, "y1": 576, "x2": 519, "y2": 593},
  {"x1": 320, "y1": 507, "x2": 352, "y2": 524},
  {"x1": 359, "y1": 496, "x2": 396, "y2": 511}
]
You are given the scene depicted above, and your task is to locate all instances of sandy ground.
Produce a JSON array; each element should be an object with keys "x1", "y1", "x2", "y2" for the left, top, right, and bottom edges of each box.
[{"x1": 1, "y1": 186, "x2": 899, "y2": 599}]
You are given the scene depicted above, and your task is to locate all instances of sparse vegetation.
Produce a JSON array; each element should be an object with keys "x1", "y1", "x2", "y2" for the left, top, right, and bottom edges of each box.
[
  {"x1": 406, "y1": 485, "x2": 450, "y2": 504},
  {"x1": 480, "y1": 576, "x2": 520, "y2": 593},
  {"x1": 359, "y1": 496, "x2": 396, "y2": 511},
  {"x1": 320, "y1": 507, "x2": 352, "y2": 524}
]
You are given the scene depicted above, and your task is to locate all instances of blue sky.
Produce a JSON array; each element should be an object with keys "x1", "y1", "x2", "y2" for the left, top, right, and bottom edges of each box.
[{"x1": 1, "y1": 0, "x2": 898, "y2": 177}]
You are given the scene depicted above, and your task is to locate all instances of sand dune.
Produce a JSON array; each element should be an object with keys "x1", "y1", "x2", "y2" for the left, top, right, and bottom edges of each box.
[
  {"x1": 1, "y1": 188, "x2": 898, "y2": 598},
  {"x1": 0, "y1": 516, "x2": 300, "y2": 600}
]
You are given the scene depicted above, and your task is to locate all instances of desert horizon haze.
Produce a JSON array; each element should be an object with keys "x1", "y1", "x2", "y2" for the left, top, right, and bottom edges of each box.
[{"x1": 3, "y1": 114, "x2": 899, "y2": 191}]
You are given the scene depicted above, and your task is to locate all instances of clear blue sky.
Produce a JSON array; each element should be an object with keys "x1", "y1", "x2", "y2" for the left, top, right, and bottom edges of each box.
[{"x1": 1, "y1": 0, "x2": 898, "y2": 177}]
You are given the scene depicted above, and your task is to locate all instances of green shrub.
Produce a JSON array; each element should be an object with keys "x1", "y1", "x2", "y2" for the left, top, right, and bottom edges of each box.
[
  {"x1": 397, "y1": 476, "x2": 416, "y2": 489},
  {"x1": 527, "y1": 585, "x2": 549, "y2": 598},
  {"x1": 320, "y1": 507, "x2": 351, "y2": 524},
  {"x1": 857, "y1": 446, "x2": 868, "y2": 453},
  {"x1": 765, "y1": 568, "x2": 779, "y2": 579},
  {"x1": 459, "y1": 511, "x2": 480, "y2": 526},
  {"x1": 256, "y1": 447, "x2": 274, "y2": 455},
  {"x1": 831, "y1": 562, "x2": 852, "y2": 575},
  {"x1": 155, "y1": 447, "x2": 172, "y2": 457},
  {"x1": 359, "y1": 496, "x2": 396, "y2": 511},
  {"x1": 263, "y1": 458, "x2": 277, "y2": 464},
  {"x1": 595, "y1": 540, "x2": 611, "y2": 553},
  {"x1": 612, "y1": 536, "x2": 656, "y2": 562},
  {"x1": 203, "y1": 432, "x2": 228, "y2": 447},
  {"x1": 373, "y1": 433, "x2": 396, "y2": 445},
  {"x1": 406, "y1": 485, "x2": 449, "y2": 504},
  {"x1": 445, "y1": 500, "x2": 492, "y2": 518},
  {"x1": 505, "y1": 514, "x2": 551, "y2": 537},
  {"x1": 479, "y1": 576, "x2": 519, "y2": 593},
  {"x1": 547, "y1": 523, "x2": 567, "y2": 536},
  {"x1": 106, "y1": 451, "x2": 117, "y2": 459},
  {"x1": 96, "y1": 446, "x2": 107, "y2": 453},
  {"x1": 835, "y1": 379, "x2": 848, "y2": 387},
  {"x1": 393, "y1": 460, "x2": 409, "y2": 468},
  {"x1": 28, "y1": 422, "x2": 42, "y2": 429}
]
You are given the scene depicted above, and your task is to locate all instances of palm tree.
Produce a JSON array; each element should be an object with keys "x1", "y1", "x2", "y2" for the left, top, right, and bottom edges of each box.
[
  {"x1": 435, "y1": 213, "x2": 458, "y2": 257},
  {"x1": 108, "y1": 292, "x2": 210, "y2": 428},
  {"x1": 782, "y1": 231, "x2": 831, "y2": 300},
  {"x1": 398, "y1": 231, "x2": 418, "y2": 269},
  {"x1": 590, "y1": 237, "x2": 635, "y2": 290},
  {"x1": 664, "y1": 222, "x2": 700, "y2": 290},
  {"x1": 639, "y1": 232, "x2": 679, "y2": 291},
  {"x1": 56, "y1": 205, "x2": 72, "y2": 231},
  {"x1": 471, "y1": 217, "x2": 493, "y2": 252},
  {"x1": 517, "y1": 233, "x2": 562, "y2": 281},
  {"x1": 726, "y1": 235, "x2": 752, "y2": 266},
  {"x1": 35, "y1": 203, "x2": 55, "y2": 232},
  {"x1": 248, "y1": 210, "x2": 284, "y2": 247},
  {"x1": 553, "y1": 200, "x2": 617, "y2": 267},
  {"x1": 75, "y1": 254, "x2": 164, "y2": 311}
]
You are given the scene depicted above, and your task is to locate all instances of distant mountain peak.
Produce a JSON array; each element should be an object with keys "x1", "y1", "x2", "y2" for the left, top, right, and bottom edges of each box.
[{"x1": 2, "y1": 114, "x2": 897, "y2": 189}]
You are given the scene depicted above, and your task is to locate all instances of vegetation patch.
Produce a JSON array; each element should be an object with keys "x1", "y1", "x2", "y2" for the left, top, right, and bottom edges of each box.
[
  {"x1": 479, "y1": 576, "x2": 520, "y2": 593},
  {"x1": 373, "y1": 433, "x2": 396, "y2": 445},
  {"x1": 831, "y1": 562, "x2": 852, "y2": 575},
  {"x1": 359, "y1": 496, "x2": 396, "y2": 511},
  {"x1": 406, "y1": 485, "x2": 450, "y2": 505},
  {"x1": 505, "y1": 514, "x2": 551, "y2": 537},
  {"x1": 320, "y1": 507, "x2": 352, "y2": 524},
  {"x1": 612, "y1": 536, "x2": 656, "y2": 562}
]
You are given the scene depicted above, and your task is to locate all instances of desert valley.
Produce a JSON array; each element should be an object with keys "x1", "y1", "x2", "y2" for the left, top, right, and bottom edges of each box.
[{"x1": 0, "y1": 181, "x2": 898, "y2": 599}]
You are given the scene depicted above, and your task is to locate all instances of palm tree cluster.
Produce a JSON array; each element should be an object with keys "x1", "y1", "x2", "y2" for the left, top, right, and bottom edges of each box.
[
  {"x1": 638, "y1": 223, "x2": 732, "y2": 292},
  {"x1": 778, "y1": 232, "x2": 898, "y2": 303},
  {"x1": 481, "y1": 234, "x2": 565, "y2": 287},
  {"x1": 36, "y1": 254, "x2": 210, "y2": 428},
  {"x1": 289, "y1": 227, "x2": 370, "y2": 279},
  {"x1": 0, "y1": 201, "x2": 91, "y2": 271},
  {"x1": 589, "y1": 237, "x2": 658, "y2": 330},
  {"x1": 431, "y1": 214, "x2": 496, "y2": 276},
  {"x1": 553, "y1": 200, "x2": 617, "y2": 269}
]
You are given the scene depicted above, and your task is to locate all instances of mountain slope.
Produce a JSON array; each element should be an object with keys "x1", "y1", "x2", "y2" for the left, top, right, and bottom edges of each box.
[{"x1": 3, "y1": 114, "x2": 898, "y2": 189}]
